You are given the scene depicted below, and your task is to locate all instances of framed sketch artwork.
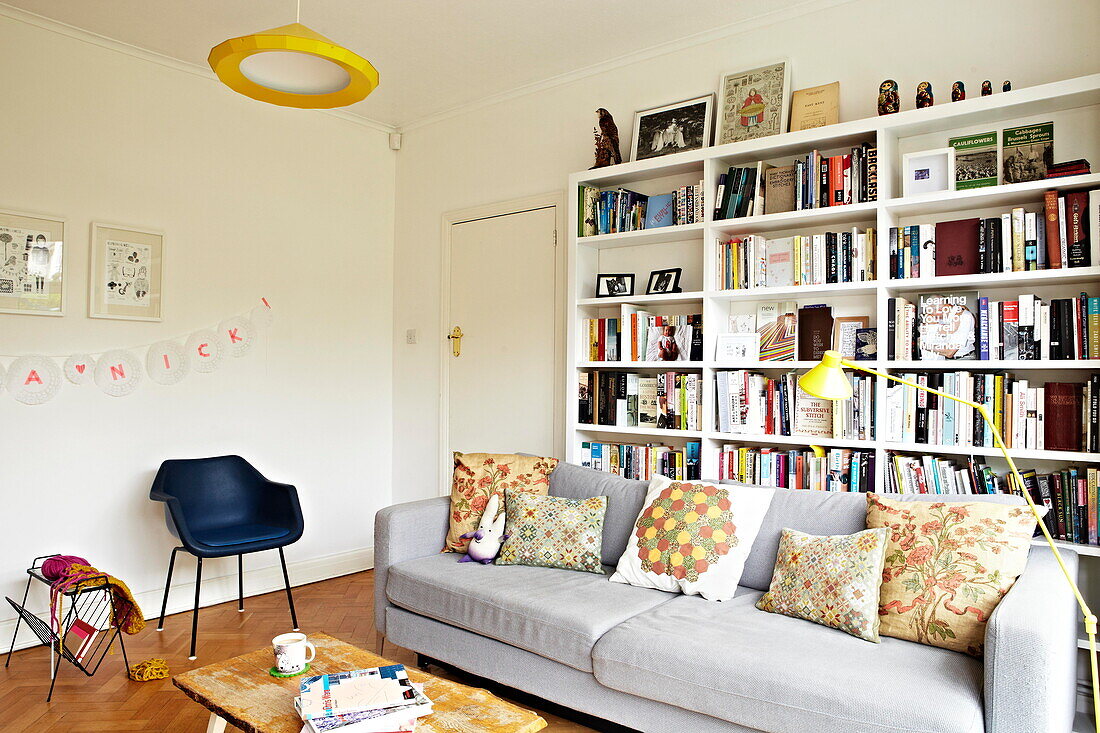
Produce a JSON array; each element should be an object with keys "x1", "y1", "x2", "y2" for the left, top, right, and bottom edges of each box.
[
  {"x1": 0, "y1": 209, "x2": 65, "y2": 316},
  {"x1": 630, "y1": 95, "x2": 714, "y2": 162},
  {"x1": 89, "y1": 222, "x2": 164, "y2": 321},
  {"x1": 716, "y1": 60, "x2": 791, "y2": 145}
]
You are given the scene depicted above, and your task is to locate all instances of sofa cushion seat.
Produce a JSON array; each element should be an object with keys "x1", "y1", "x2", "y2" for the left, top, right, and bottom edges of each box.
[
  {"x1": 591, "y1": 588, "x2": 984, "y2": 733},
  {"x1": 385, "y1": 553, "x2": 673, "y2": 672}
]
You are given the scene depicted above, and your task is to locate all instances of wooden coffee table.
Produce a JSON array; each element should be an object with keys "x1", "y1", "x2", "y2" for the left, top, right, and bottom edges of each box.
[{"x1": 173, "y1": 631, "x2": 547, "y2": 733}]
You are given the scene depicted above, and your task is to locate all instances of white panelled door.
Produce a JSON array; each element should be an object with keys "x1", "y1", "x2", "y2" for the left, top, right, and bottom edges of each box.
[{"x1": 445, "y1": 205, "x2": 560, "y2": 475}]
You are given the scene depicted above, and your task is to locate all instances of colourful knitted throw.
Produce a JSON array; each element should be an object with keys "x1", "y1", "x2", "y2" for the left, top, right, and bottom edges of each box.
[{"x1": 47, "y1": 557, "x2": 146, "y2": 638}]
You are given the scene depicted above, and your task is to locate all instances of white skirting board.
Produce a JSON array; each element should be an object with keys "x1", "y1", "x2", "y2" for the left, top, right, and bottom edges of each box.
[{"x1": 1, "y1": 546, "x2": 374, "y2": 654}]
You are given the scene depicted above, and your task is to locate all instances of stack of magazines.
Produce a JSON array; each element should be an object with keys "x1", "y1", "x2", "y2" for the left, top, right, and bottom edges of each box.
[{"x1": 294, "y1": 664, "x2": 433, "y2": 733}]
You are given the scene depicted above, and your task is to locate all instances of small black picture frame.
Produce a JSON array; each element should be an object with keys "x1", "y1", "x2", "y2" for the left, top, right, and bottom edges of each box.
[
  {"x1": 646, "y1": 267, "x2": 683, "y2": 295},
  {"x1": 595, "y1": 273, "x2": 635, "y2": 298}
]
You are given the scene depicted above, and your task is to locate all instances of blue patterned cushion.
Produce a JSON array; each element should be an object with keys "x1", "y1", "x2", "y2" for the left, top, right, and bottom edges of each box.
[{"x1": 496, "y1": 490, "x2": 607, "y2": 574}]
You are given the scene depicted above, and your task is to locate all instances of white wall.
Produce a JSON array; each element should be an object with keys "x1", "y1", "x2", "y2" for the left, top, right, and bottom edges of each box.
[
  {"x1": 0, "y1": 14, "x2": 395, "y2": 640},
  {"x1": 391, "y1": 0, "x2": 1100, "y2": 500}
]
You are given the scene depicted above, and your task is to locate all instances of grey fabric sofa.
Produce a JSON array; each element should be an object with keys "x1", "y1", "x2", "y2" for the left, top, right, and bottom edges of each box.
[{"x1": 374, "y1": 461, "x2": 1079, "y2": 733}]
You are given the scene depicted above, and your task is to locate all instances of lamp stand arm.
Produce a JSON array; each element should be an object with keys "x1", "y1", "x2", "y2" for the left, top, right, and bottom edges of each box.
[{"x1": 840, "y1": 358, "x2": 1100, "y2": 728}]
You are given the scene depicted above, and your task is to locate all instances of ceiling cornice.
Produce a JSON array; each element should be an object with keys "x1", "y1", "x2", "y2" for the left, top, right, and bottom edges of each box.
[
  {"x1": 396, "y1": 0, "x2": 861, "y2": 132},
  {"x1": 0, "y1": 2, "x2": 398, "y2": 134}
]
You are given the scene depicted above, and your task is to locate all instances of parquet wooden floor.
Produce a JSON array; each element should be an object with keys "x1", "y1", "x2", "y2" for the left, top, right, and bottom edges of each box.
[{"x1": 0, "y1": 571, "x2": 597, "y2": 732}]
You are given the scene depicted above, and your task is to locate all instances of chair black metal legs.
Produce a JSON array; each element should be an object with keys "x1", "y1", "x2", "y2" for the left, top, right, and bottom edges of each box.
[
  {"x1": 189, "y1": 556, "x2": 202, "y2": 660},
  {"x1": 278, "y1": 547, "x2": 299, "y2": 631},
  {"x1": 156, "y1": 547, "x2": 182, "y2": 632},
  {"x1": 238, "y1": 555, "x2": 244, "y2": 613}
]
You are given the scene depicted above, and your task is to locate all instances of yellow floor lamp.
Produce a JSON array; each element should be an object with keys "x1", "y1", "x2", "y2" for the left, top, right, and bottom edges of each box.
[{"x1": 800, "y1": 350, "x2": 1100, "y2": 730}]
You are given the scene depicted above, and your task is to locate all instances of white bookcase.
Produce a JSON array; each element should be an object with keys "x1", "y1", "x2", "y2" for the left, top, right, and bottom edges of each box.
[
  {"x1": 566, "y1": 74, "x2": 1100, "y2": 665},
  {"x1": 572, "y1": 71, "x2": 1100, "y2": 620}
]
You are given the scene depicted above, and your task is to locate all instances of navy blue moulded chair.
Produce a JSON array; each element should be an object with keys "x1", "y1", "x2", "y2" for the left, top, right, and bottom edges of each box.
[{"x1": 149, "y1": 455, "x2": 304, "y2": 659}]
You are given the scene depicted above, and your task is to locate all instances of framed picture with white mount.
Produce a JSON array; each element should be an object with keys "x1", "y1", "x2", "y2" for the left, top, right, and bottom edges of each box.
[
  {"x1": 89, "y1": 222, "x2": 165, "y2": 321},
  {"x1": 0, "y1": 209, "x2": 66, "y2": 316}
]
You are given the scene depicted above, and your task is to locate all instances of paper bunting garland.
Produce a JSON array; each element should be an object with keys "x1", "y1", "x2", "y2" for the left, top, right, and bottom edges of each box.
[
  {"x1": 146, "y1": 341, "x2": 188, "y2": 385},
  {"x1": 64, "y1": 354, "x2": 95, "y2": 385},
  {"x1": 6, "y1": 355, "x2": 63, "y2": 405},
  {"x1": 0, "y1": 298, "x2": 272, "y2": 404},
  {"x1": 94, "y1": 349, "x2": 143, "y2": 397},
  {"x1": 186, "y1": 330, "x2": 224, "y2": 373}
]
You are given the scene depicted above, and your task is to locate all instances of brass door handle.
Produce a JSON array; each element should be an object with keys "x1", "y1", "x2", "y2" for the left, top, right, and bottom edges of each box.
[{"x1": 448, "y1": 326, "x2": 464, "y2": 357}]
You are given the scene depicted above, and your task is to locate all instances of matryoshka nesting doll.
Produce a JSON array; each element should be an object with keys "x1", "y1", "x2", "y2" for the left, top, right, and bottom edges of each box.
[
  {"x1": 916, "y1": 81, "x2": 934, "y2": 108},
  {"x1": 951, "y1": 81, "x2": 965, "y2": 101},
  {"x1": 981, "y1": 80, "x2": 993, "y2": 96},
  {"x1": 1002, "y1": 80, "x2": 1012, "y2": 92},
  {"x1": 877, "y1": 79, "x2": 900, "y2": 115}
]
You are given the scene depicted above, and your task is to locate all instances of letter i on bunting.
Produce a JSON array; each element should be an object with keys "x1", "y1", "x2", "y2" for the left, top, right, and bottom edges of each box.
[{"x1": 146, "y1": 341, "x2": 189, "y2": 385}]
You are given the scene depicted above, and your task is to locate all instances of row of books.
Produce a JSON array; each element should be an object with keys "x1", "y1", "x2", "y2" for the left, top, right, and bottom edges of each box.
[
  {"x1": 886, "y1": 452, "x2": 1011, "y2": 495},
  {"x1": 1029, "y1": 466, "x2": 1099, "y2": 545},
  {"x1": 578, "y1": 183, "x2": 705, "y2": 236},
  {"x1": 578, "y1": 370, "x2": 703, "y2": 431},
  {"x1": 296, "y1": 664, "x2": 432, "y2": 733},
  {"x1": 888, "y1": 290, "x2": 1100, "y2": 361},
  {"x1": 715, "y1": 228, "x2": 876, "y2": 290},
  {"x1": 584, "y1": 311, "x2": 703, "y2": 362},
  {"x1": 888, "y1": 190, "x2": 1098, "y2": 279},
  {"x1": 578, "y1": 440, "x2": 702, "y2": 481},
  {"x1": 884, "y1": 371, "x2": 1100, "y2": 453},
  {"x1": 715, "y1": 370, "x2": 875, "y2": 440},
  {"x1": 717, "y1": 445, "x2": 876, "y2": 491}
]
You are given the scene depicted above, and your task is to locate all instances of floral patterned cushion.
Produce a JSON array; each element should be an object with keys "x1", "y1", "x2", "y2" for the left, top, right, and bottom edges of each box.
[
  {"x1": 445, "y1": 453, "x2": 558, "y2": 553},
  {"x1": 866, "y1": 493, "x2": 1037, "y2": 656},
  {"x1": 608, "y1": 475, "x2": 773, "y2": 601},
  {"x1": 495, "y1": 491, "x2": 607, "y2": 574},
  {"x1": 756, "y1": 527, "x2": 889, "y2": 642}
]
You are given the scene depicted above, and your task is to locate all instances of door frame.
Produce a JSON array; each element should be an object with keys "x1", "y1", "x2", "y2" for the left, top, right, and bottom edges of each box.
[{"x1": 438, "y1": 191, "x2": 567, "y2": 496}]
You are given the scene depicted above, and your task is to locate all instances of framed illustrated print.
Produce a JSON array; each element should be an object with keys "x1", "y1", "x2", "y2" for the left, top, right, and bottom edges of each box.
[
  {"x1": 903, "y1": 148, "x2": 955, "y2": 197},
  {"x1": 716, "y1": 60, "x2": 791, "y2": 146},
  {"x1": 89, "y1": 223, "x2": 164, "y2": 321},
  {"x1": 833, "y1": 316, "x2": 870, "y2": 358},
  {"x1": 630, "y1": 95, "x2": 714, "y2": 162},
  {"x1": 0, "y1": 209, "x2": 65, "y2": 316}
]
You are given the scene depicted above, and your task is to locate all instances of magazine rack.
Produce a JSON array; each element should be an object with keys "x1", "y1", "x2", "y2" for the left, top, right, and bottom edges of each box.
[{"x1": 4, "y1": 555, "x2": 132, "y2": 701}]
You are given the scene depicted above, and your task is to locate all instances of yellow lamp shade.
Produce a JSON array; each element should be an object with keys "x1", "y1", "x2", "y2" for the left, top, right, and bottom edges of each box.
[
  {"x1": 798, "y1": 350, "x2": 853, "y2": 400},
  {"x1": 208, "y1": 23, "x2": 378, "y2": 109}
]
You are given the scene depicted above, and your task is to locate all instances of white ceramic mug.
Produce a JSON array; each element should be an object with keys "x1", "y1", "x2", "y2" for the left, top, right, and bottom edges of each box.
[{"x1": 273, "y1": 632, "x2": 315, "y2": 674}]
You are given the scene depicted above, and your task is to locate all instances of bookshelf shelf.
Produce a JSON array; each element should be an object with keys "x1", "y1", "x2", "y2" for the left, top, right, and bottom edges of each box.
[
  {"x1": 567, "y1": 72, "x2": 1100, "y2": 488},
  {"x1": 1039, "y1": 538, "x2": 1100, "y2": 558},
  {"x1": 707, "y1": 282, "x2": 878, "y2": 301},
  {"x1": 576, "y1": 291, "x2": 705, "y2": 307},
  {"x1": 710, "y1": 200, "x2": 878, "y2": 235},
  {"x1": 577, "y1": 222, "x2": 705, "y2": 248},
  {"x1": 883, "y1": 173, "x2": 1100, "y2": 216}
]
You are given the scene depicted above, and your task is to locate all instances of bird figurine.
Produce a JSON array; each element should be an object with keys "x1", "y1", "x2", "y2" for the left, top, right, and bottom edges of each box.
[
  {"x1": 951, "y1": 81, "x2": 965, "y2": 101},
  {"x1": 1002, "y1": 80, "x2": 1012, "y2": 92},
  {"x1": 591, "y1": 108, "x2": 621, "y2": 169},
  {"x1": 981, "y1": 80, "x2": 993, "y2": 96},
  {"x1": 877, "y1": 79, "x2": 900, "y2": 115},
  {"x1": 916, "y1": 81, "x2": 934, "y2": 108}
]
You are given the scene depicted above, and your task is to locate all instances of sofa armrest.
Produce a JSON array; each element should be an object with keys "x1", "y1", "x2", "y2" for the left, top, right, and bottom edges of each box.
[
  {"x1": 373, "y1": 496, "x2": 450, "y2": 636},
  {"x1": 984, "y1": 546, "x2": 1079, "y2": 733}
]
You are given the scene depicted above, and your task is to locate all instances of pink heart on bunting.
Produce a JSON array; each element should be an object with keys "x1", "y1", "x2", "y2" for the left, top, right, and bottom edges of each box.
[{"x1": 75, "y1": 364, "x2": 86, "y2": 374}]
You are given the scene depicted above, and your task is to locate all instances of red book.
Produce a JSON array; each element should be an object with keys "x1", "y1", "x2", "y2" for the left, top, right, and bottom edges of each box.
[
  {"x1": 829, "y1": 156, "x2": 845, "y2": 206},
  {"x1": 934, "y1": 218, "x2": 981, "y2": 276},
  {"x1": 1044, "y1": 383, "x2": 1083, "y2": 451},
  {"x1": 1043, "y1": 190, "x2": 1063, "y2": 268},
  {"x1": 597, "y1": 318, "x2": 605, "y2": 361}
]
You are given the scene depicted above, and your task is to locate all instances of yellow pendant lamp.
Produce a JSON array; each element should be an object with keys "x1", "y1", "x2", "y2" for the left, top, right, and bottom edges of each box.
[{"x1": 208, "y1": 1, "x2": 378, "y2": 109}]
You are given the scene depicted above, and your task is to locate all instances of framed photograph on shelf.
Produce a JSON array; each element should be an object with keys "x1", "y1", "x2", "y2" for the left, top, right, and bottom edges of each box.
[
  {"x1": 595, "y1": 273, "x2": 634, "y2": 298},
  {"x1": 630, "y1": 95, "x2": 714, "y2": 162},
  {"x1": 645, "y1": 267, "x2": 682, "y2": 294},
  {"x1": 833, "y1": 316, "x2": 869, "y2": 358},
  {"x1": 716, "y1": 60, "x2": 790, "y2": 145},
  {"x1": 89, "y1": 222, "x2": 165, "y2": 321},
  {"x1": 902, "y1": 148, "x2": 955, "y2": 197},
  {"x1": 0, "y1": 209, "x2": 65, "y2": 316}
]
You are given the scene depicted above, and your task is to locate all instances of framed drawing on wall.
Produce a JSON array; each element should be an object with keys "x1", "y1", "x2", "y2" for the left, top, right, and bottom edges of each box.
[
  {"x1": 716, "y1": 60, "x2": 791, "y2": 145},
  {"x1": 89, "y1": 222, "x2": 165, "y2": 321},
  {"x1": 0, "y1": 209, "x2": 66, "y2": 316}
]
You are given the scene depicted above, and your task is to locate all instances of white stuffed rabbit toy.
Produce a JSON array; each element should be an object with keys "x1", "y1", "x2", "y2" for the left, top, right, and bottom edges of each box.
[{"x1": 458, "y1": 494, "x2": 508, "y2": 564}]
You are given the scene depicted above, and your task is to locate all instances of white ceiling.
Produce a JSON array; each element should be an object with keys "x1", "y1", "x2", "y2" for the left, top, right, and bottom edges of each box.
[{"x1": 2, "y1": 0, "x2": 820, "y2": 128}]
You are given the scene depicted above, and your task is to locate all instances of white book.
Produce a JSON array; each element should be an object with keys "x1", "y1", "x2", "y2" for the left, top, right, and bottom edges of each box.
[
  {"x1": 919, "y1": 223, "x2": 936, "y2": 279},
  {"x1": 765, "y1": 237, "x2": 796, "y2": 287},
  {"x1": 716, "y1": 371, "x2": 731, "y2": 433},
  {"x1": 1039, "y1": 302, "x2": 1051, "y2": 360},
  {"x1": 686, "y1": 373, "x2": 699, "y2": 431},
  {"x1": 886, "y1": 383, "x2": 904, "y2": 441},
  {"x1": 1000, "y1": 213, "x2": 1012, "y2": 273},
  {"x1": 1090, "y1": 190, "x2": 1100, "y2": 267},
  {"x1": 812, "y1": 234, "x2": 826, "y2": 285}
]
